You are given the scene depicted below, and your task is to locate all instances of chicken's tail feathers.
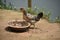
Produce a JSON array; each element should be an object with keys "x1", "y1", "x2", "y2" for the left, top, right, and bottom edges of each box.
[
  {"x1": 35, "y1": 12, "x2": 43, "y2": 21},
  {"x1": 39, "y1": 12, "x2": 43, "y2": 18}
]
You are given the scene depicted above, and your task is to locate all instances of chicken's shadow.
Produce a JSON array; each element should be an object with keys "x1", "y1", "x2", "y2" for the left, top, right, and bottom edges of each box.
[{"x1": 5, "y1": 26, "x2": 29, "y2": 33}]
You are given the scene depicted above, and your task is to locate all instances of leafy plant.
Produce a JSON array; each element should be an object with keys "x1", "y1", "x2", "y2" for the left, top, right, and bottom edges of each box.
[
  {"x1": 26, "y1": 7, "x2": 37, "y2": 15},
  {"x1": 0, "y1": 0, "x2": 14, "y2": 10},
  {"x1": 43, "y1": 11, "x2": 51, "y2": 21},
  {"x1": 55, "y1": 16, "x2": 60, "y2": 23},
  {"x1": 0, "y1": 0, "x2": 4, "y2": 9}
]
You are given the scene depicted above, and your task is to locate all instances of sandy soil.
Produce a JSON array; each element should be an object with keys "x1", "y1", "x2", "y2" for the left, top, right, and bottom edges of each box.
[{"x1": 0, "y1": 9, "x2": 60, "y2": 40}]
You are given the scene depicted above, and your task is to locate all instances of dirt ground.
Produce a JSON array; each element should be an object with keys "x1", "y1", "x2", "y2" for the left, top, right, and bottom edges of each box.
[{"x1": 0, "y1": 9, "x2": 60, "y2": 40}]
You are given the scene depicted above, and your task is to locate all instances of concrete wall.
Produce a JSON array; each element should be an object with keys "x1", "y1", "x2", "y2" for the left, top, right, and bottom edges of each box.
[{"x1": 3, "y1": 0, "x2": 60, "y2": 21}]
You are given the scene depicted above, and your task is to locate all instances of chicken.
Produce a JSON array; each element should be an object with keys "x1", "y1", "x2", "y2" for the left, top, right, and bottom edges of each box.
[
  {"x1": 20, "y1": 8, "x2": 43, "y2": 28},
  {"x1": 27, "y1": 12, "x2": 43, "y2": 27}
]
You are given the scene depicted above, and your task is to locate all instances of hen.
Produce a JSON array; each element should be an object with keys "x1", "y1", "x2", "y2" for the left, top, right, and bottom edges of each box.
[{"x1": 20, "y1": 8, "x2": 43, "y2": 28}]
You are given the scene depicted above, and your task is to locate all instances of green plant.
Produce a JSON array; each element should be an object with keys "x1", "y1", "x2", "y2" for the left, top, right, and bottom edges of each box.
[
  {"x1": 0, "y1": 0, "x2": 4, "y2": 9},
  {"x1": 55, "y1": 16, "x2": 60, "y2": 23},
  {"x1": 26, "y1": 7, "x2": 37, "y2": 15},
  {"x1": 8, "y1": 2, "x2": 13, "y2": 10},
  {"x1": 42, "y1": 11, "x2": 51, "y2": 22},
  {"x1": 0, "y1": 0, "x2": 14, "y2": 10}
]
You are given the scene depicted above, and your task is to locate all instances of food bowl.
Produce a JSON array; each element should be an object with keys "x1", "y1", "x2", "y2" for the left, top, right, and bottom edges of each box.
[{"x1": 7, "y1": 20, "x2": 30, "y2": 32}]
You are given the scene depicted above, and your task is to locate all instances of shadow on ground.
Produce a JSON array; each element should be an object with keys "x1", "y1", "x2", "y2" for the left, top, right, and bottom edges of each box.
[
  {"x1": 5, "y1": 26, "x2": 39, "y2": 33},
  {"x1": 5, "y1": 26, "x2": 29, "y2": 33}
]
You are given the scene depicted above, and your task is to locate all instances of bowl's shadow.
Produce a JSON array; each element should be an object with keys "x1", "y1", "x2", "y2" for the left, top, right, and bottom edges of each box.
[{"x1": 5, "y1": 26, "x2": 30, "y2": 33}]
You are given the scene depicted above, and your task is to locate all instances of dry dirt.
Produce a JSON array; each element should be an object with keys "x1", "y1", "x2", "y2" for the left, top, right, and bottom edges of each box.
[{"x1": 0, "y1": 9, "x2": 60, "y2": 40}]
